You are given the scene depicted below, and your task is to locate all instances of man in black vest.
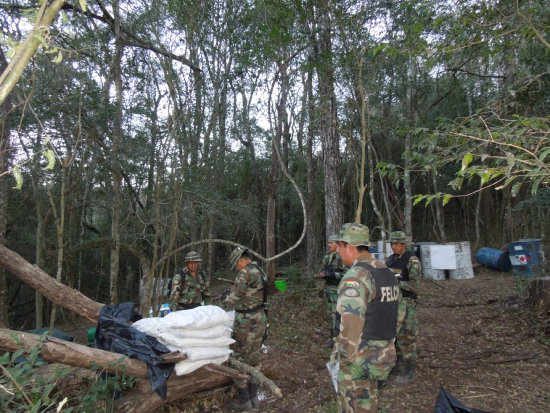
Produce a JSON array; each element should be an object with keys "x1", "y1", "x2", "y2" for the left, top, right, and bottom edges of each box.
[
  {"x1": 332, "y1": 223, "x2": 399, "y2": 412},
  {"x1": 387, "y1": 231, "x2": 422, "y2": 385}
]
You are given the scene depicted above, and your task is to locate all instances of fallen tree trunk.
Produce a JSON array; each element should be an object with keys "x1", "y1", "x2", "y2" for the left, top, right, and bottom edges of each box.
[
  {"x1": 0, "y1": 243, "x2": 277, "y2": 412},
  {"x1": 0, "y1": 327, "x2": 242, "y2": 413},
  {"x1": 0, "y1": 244, "x2": 103, "y2": 323},
  {"x1": 0, "y1": 328, "x2": 158, "y2": 378},
  {"x1": 115, "y1": 367, "x2": 234, "y2": 413}
]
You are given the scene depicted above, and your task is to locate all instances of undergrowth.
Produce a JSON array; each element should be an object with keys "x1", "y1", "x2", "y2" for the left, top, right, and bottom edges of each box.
[{"x1": 0, "y1": 332, "x2": 136, "y2": 412}]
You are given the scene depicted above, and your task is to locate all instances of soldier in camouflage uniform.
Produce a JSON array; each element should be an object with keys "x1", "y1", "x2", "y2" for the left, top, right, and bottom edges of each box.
[
  {"x1": 332, "y1": 223, "x2": 399, "y2": 413},
  {"x1": 386, "y1": 231, "x2": 421, "y2": 385},
  {"x1": 225, "y1": 247, "x2": 268, "y2": 412},
  {"x1": 169, "y1": 251, "x2": 212, "y2": 311},
  {"x1": 315, "y1": 234, "x2": 348, "y2": 349}
]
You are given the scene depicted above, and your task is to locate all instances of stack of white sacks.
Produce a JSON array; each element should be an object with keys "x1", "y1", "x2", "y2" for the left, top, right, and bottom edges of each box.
[{"x1": 133, "y1": 305, "x2": 235, "y2": 375}]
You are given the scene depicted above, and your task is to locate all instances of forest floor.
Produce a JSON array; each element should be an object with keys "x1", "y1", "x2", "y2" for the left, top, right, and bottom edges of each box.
[
  {"x1": 247, "y1": 268, "x2": 550, "y2": 413},
  {"x1": 63, "y1": 267, "x2": 550, "y2": 412}
]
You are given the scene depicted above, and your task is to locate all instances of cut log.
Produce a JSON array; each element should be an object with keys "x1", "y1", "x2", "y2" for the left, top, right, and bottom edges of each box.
[
  {"x1": 0, "y1": 244, "x2": 103, "y2": 323},
  {"x1": 0, "y1": 327, "x2": 239, "y2": 413},
  {"x1": 0, "y1": 328, "x2": 158, "y2": 378},
  {"x1": 115, "y1": 367, "x2": 233, "y2": 413}
]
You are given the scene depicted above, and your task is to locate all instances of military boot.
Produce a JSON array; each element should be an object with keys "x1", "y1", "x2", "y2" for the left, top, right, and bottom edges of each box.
[
  {"x1": 389, "y1": 355, "x2": 404, "y2": 377},
  {"x1": 248, "y1": 382, "x2": 260, "y2": 409},
  {"x1": 320, "y1": 339, "x2": 334, "y2": 349},
  {"x1": 395, "y1": 359, "x2": 417, "y2": 385},
  {"x1": 228, "y1": 387, "x2": 253, "y2": 412}
]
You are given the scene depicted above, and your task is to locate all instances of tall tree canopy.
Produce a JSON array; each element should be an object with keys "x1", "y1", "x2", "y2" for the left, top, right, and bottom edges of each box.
[{"x1": 0, "y1": 0, "x2": 548, "y2": 327}]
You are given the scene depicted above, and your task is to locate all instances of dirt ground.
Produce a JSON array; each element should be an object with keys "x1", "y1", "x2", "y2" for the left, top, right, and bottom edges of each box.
[
  {"x1": 60, "y1": 267, "x2": 550, "y2": 412},
  {"x1": 238, "y1": 268, "x2": 550, "y2": 413}
]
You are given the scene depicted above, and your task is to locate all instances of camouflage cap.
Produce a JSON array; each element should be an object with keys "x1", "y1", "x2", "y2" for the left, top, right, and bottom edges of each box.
[
  {"x1": 389, "y1": 231, "x2": 408, "y2": 244},
  {"x1": 335, "y1": 223, "x2": 370, "y2": 247},
  {"x1": 184, "y1": 251, "x2": 202, "y2": 262},
  {"x1": 328, "y1": 235, "x2": 339, "y2": 242},
  {"x1": 229, "y1": 246, "x2": 246, "y2": 269}
]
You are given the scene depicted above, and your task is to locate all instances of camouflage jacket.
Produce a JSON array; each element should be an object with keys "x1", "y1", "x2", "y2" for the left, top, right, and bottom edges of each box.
[
  {"x1": 170, "y1": 268, "x2": 212, "y2": 306},
  {"x1": 335, "y1": 253, "x2": 397, "y2": 365},
  {"x1": 320, "y1": 251, "x2": 348, "y2": 286},
  {"x1": 224, "y1": 261, "x2": 266, "y2": 312},
  {"x1": 387, "y1": 251, "x2": 421, "y2": 294}
]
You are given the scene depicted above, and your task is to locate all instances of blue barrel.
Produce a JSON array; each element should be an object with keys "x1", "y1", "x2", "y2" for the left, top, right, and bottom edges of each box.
[
  {"x1": 476, "y1": 247, "x2": 511, "y2": 272},
  {"x1": 509, "y1": 239, "x2": 544, "y2": 276}
]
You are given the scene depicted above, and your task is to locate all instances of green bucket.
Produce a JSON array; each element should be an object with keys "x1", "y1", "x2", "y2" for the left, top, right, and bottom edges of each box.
[
  {"x1": 274, "y1": 279, "x2": 287, "y2": 292},
  {"x1": 87, "y1": 327, "x2": 96, "y2": 343}
]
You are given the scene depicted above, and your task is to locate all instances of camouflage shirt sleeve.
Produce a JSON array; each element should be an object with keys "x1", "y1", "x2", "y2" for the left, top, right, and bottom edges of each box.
[
  {"x1": 335, "y1": 263, "x2": 376, "y2": 364},
  {"x1": 320, "y1": 253, "x2": 330, "y2": 269},
  {"x1": 169, "y1": 272, "x2": 183, "y2": 303},
  {"x1": 402, "y1": 255, "x2": 421, "y2": 293},
  {"x1": 224, "y1": 268, "x2": 249, "y2": 309}
]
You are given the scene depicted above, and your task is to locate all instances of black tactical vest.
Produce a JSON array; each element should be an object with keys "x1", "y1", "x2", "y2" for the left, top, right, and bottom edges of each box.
[
  {"x1": 355, "y1": 261, "x2": 399, "y2": 341},
  {"x1": 387, "y1": 251, "x2": 413, "y2": 281}
]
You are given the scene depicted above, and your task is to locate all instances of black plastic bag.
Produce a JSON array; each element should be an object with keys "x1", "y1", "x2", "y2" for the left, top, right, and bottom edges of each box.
[
  {"x1": 95, "y1": 302, "x2": 174, "y2": 399},
  {"x1": 435, "y1": 387, "x2": 490, "y2": 413}
]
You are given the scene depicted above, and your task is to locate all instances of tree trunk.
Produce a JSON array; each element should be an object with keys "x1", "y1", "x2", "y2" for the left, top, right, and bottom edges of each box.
[
  {"x1": 0, "y1": 327, "x2": 239, "y2": 413},
  {"x1": 0, "y1": 244, "x2": 103, "y2": 322},
  {"x1": 0, "y1": 0, "x2": 66, "y2": 105},
  {"x1": 305, "y1": 52, "x2": 316, "y2": 278},
  {"x1": 109, "y1": 0, "x2": 124, "y2": 305},
  {"x1": 529, "y1": 277, "x2": 550, "y2": 317},
  {"x1": 432, "y1": 171, "x2": 447, "y2": 243},
  {"x1": 0, "y1": 48, "x2": 11, "y2": 328},
  {"x1": 317, "y1": 5, "x2": 343, "y2": 236},
  {"x1": 266, "y1": 63, "x2": 287, "y2": 283},
  {"x1": 403, "y1": 55, "x2": 415, "y2": 239},
  {"x1": 0, "y1": 328, "x2": 159, "y2": 378}
]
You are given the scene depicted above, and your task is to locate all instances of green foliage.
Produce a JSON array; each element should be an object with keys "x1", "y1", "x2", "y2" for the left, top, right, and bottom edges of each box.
[{"x1": 0, "y1": 335, "x2": 137, "y2": 413}]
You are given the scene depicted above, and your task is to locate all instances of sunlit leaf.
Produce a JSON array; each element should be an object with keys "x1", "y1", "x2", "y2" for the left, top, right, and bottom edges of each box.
[
  {"x1": 413, "y1": 195, "x2": 425, "y2": 206},
  {"x1": 461, "y1": 153, "x2": 473, "y2": 172},
  {"x1": 442, "y1": 194, "x2": 452, "y2": 206},
  {"x1": 42, "y1": 149, "x2": 56, "y2": 170},
  {"x1": 52, "y1": 51, "x2": 62, "y2": 63},
  {"x1": 12, "y1": 166, "x2": 23, "y2": 190},
  {"x1": 79, "y1": 0, "x2": 88, "y2": 12}
]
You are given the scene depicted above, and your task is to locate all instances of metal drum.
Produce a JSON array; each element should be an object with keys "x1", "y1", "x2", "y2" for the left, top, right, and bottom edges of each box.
[
  {"x1": 419, "y1": 244, "x2": 446, "y2": 280},
  {"x1": 509, "y1": 239, "x2": 544, "y2": 276},
  {"x1": 476, "y1": 247, "x2": 512, "y2": 272},
  {"x1": 449, "y1": 241, "x2": 474, "y2": 280}
]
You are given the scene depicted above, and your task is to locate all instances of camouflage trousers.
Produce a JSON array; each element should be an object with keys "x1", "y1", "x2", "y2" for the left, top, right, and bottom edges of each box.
[
  {"x1": 326, "y1": 286, "x2": 341, "y2": 338},
  {"x1": 395, "y1": 296, "x2": 418, "y2": 361},
  {"x1": 232, "y1": 309, "x2": 267, "y2": 389},
  {"x1": 337, "y1": 341, "x2": 396, "y2": 412}
]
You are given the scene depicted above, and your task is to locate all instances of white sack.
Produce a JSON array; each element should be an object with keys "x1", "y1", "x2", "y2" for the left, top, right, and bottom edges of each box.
[
  {"x1": 165, "y1": 344, "x2": 232, "y2": 361},
  {"x1": 168, "y1": 324, "x2": 232, "y2": 339},
  {"x1": 174, "y1": 355, "x2": 229, "y2": 376},
  {"x1": 160, "y1": 332, "x2": 234, "y2": 349},
  {"x1": 162, "y1": 305, "x2": 233, "y2": 329},
  {"x1": 132, "y1": 316, "x2": 165, "y2": 336}
]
